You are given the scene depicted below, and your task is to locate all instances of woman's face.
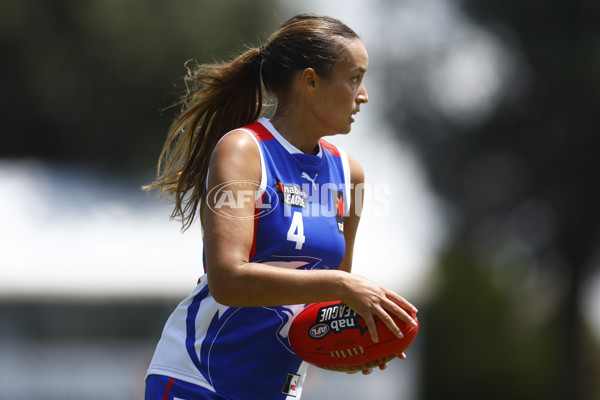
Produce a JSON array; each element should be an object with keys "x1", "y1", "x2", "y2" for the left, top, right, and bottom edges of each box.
[{"x1": 311, "y1": 38, "x2": 369, "y2": 135}]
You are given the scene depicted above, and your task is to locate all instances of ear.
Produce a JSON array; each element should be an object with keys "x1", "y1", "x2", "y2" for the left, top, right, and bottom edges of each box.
[{"x1": 300, "y1": 68, "x2": 317, "y2": 90}]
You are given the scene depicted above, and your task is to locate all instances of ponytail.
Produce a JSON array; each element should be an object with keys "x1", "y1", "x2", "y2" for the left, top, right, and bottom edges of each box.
[
  {"x1": 145, "y1": 14, "x2": 358, "y2": 231},
  {"x1": 144, "y1": 47, "x2": 263, "y2": 231}
]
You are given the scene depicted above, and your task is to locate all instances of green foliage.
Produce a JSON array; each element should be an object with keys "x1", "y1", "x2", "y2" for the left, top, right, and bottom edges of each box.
[
  {"x1": 0, "y1": 0, "x2": 282, "y2": 174},
  {"x1": 421, "y1": 240, "x2": 562, "y2": 399},
  {"x1": 379, "y1": 1, "x2": 600, "y2": 398}
]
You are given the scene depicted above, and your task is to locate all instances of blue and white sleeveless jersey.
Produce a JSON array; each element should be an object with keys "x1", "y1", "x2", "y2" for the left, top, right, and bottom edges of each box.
[{"x1": 146, "y1": 118, "x2": 351, "y2": 400}]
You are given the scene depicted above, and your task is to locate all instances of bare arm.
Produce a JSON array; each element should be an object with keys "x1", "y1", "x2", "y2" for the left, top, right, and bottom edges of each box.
[
  {"x1": 204, "y1": 131, "x2": 349, "y2": 306},
  {"x1": 203, "y1": 131, "x2": 417, "y2": 342},
  {"x1": 338, "y1": 153, "x2": 364, "y2": 273}
]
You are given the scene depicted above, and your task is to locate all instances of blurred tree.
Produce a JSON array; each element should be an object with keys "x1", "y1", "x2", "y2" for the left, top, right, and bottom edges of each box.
[
  {"x1": 422, "y1": 241, "x2": 561, "y2": 399},
  {"x1": 381, "y1": 0, "x2": 600, "y2": 399},
  {"x1": 0, "y1": 0, "x2": 281, "y2": 175}
]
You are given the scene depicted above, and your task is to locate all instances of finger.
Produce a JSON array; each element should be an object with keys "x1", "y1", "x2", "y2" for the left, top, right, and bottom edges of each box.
[
  {"x1": 362, "y1": 368, "x2": 373, "y2": 375},
  {"x1": 383, "y1": 298, "x2": 418, "y2": 328},
  {"x1": 378, "y1": 363, "x2": 388, "y2": 371},
  {"x1": 386, "y1": 291, "x2": 418, "y2": 314},
  {"x1": 364, "y1": 314, "x2": 379, "y2": 343},
  {"x1": 375, "y1": 305, "x2": 404, "y2": 339}
]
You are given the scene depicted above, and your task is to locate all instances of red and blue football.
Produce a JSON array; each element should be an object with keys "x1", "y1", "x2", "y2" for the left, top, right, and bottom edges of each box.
[{"x1": 288, "y1": 300, "x2": 418, "y2": 372}]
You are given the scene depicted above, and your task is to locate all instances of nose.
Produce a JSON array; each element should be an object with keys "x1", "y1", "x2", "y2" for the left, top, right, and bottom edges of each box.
[{"x1": 357, "y1": 82, "x2": 369, "y2": 104}]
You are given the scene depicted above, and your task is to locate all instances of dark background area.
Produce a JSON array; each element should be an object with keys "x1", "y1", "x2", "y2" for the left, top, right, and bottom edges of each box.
[
  {"x1": 1, "y1": 0, "x2": 280, "y2": 175},
  {"x1": 380, "y1": 1, "x2": 600, "y2": 398}
]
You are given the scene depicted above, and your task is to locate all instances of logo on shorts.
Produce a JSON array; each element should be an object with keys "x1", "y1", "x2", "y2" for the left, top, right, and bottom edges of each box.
[{"x1": 282, "y1": 373, "x2": 301, "y2": 397}]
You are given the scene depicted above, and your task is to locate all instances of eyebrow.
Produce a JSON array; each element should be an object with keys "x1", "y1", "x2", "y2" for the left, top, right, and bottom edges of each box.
[{"x1": 351, "y1": 67, "x2": 367, "y2": 73}]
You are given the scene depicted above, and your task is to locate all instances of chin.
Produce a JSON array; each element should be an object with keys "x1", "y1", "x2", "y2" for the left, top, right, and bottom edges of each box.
[
  {"x1": 321, "y1": 121, "x2": 352, "y2": 136},
  {"x1": 330, "y1": 128, "x2": 351, "y2": 136}
]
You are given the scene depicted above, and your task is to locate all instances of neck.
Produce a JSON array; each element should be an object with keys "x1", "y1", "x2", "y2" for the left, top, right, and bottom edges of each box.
[{"x1": 270, "y1": 113, "x2": 322, "y2": 155}]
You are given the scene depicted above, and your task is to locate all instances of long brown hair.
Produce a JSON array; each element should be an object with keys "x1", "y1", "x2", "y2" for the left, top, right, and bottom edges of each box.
[{"x1": 145, "y1": 14, "x2": 359, "y2": 231}]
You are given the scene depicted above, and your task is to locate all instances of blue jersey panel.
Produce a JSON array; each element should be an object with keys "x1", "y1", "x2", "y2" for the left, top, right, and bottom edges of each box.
[
  {"x1": 249, "y1": 119, "x2": 347, "y2": 270},
  {"x1": 146, "y1": 118, "x2": 350, "y2": 400}
]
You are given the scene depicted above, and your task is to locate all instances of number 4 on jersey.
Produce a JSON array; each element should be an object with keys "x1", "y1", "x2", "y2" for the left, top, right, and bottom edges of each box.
[{"x1": 287, "y1": 211, "x2": 306, "y2": 250}]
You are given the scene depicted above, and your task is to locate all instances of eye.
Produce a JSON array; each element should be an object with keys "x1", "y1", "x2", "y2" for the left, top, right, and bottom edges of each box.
[{"x1": 351, "y1": 76, "x2": 360, "y2": 84}]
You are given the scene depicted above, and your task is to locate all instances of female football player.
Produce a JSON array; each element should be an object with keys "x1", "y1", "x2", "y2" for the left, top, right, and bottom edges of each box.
[{"x1": 144, "y1": 14, "x2": 418, "y2": 400}]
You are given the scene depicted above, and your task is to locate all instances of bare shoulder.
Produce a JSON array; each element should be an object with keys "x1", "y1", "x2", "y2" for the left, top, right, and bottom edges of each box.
[
  {"x1": 213, "y1": 129, "x2": 259, "y2": 157},
  {"x1": 209, "y1": 129, "x2": 261, "y2": 182},
  {"x1": 346, "y1": 152, "x2": 364, "y2": 185}
]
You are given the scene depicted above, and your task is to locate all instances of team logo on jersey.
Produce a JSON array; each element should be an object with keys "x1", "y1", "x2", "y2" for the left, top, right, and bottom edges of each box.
[
  {"x1": 301, "y1": 172, "x2": 318, "y2": 190},
  {"x1": 282, "y1": 373, "x2": 301, "y2": 397},
  {"x1": 332, "y1": 189, "x2": 345, "y2": 233},
  {"x1": 274, "y1": 178, "x2": 308, "y2": 209}
]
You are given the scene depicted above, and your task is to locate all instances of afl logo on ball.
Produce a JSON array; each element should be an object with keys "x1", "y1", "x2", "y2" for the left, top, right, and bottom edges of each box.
[{"x1": 309, "y1": 323, "x2": 330, "y2": 339}]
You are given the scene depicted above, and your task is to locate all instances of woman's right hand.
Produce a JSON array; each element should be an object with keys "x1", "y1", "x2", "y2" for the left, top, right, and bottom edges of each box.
[{"x1": 340, "y1": 272, "x2": 418, "y2": 343}]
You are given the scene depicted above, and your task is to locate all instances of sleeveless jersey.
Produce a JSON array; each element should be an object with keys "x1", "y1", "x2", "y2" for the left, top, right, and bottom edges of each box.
[{"x1": 146, "y1": 118, "x2": 351, "y2": 400}]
